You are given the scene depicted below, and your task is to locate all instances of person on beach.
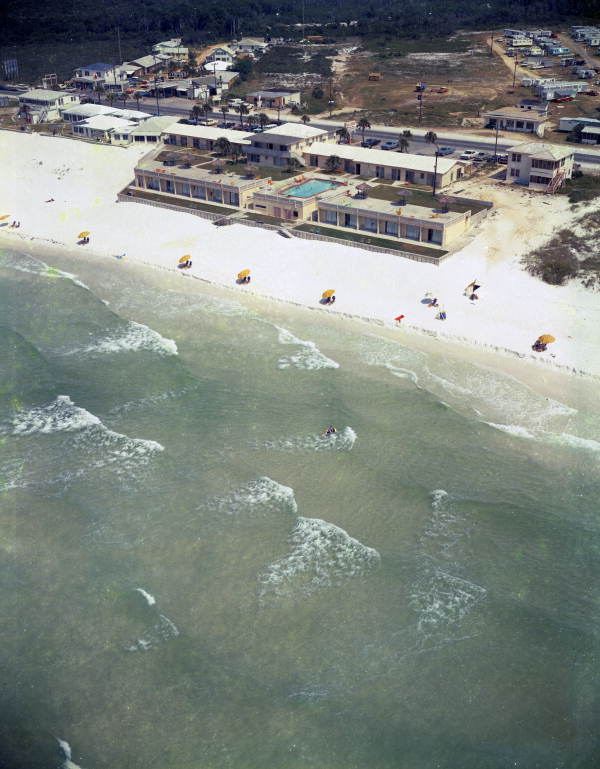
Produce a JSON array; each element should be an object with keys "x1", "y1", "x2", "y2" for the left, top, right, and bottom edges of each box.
[
  {"x1": 394, "y1": 314, "x2": 405, "y2": 322},
  {"x1": 430, "y1": 297, "x2": 438, "y2": 308},
  {"x1": 438, "y1": 309, "x2": 447, "y2": 320},
  {"x1": 465, "y1": 280, "x2": 477, "y2": 295}
]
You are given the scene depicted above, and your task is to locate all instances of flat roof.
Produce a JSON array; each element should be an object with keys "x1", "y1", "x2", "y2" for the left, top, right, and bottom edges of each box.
[
  {"x1": 78, "y1": 63, "x2": 112, "y2": 71},
  {"x1": 507, "y1": 141, "x2": 574, "y2": 160},
  {"x1": 319, "y1": 191, "x2": 463, "y2": 224},
  {"x1": 130, "y1": 116, "x2": 176, "y2": 135},
  {"x1": 164, "y1": 122, "x2": 254, "y2": 144},
  {"x1": 484, "y1": 106, "x2": 548, "y2": 119},
  {"x1": 62, "y1": 103, "x2": 117, "y2": 117},
  {"x1": 136, "y1": 147, "x2": 267, "y2": 187},
  {"x1": 261, "y1": 122, "x2": 329, "y2": 140},
  {"x1": 305, "y1": 142, "x2": 460, "y2": 175},
  {"x1": 582, "y1": 126, "x2": 600, "y2": 134},
  {"x1": 249, "y1": 89, "x2": 301, "y2": 97},
  {"x1": 20, "y1": 88, "x2": 68, "y2": 101},
  {"x1": 130, "y1": 55, "x2": 159, "y2": 68},
  {"x1": 79, "y1": 115, "x2": 136, "y2": 130}
]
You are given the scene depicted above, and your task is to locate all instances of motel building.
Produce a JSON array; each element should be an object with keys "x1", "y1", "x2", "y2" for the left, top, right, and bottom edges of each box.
[
  {"x1": 246, "y1": 123, "x2": 337, "y2": 167},
  {"x1": 163, "y1": 123, "x2": 254, "y2": 153},
  {"x1": 506, "y1": 141, "x2": 574, "y2": 191},
  {"x1": 132, "y1": 145, "x2": 271, "y2": 208},
  {"x1": 303, "y1": 143, "x2": 465, "y2": 190},
  {"x1": 18, "y1": 89, "x2": 80, "y2": 123},
  {"x1": 482, "y1": 106, "x2": 549, "y2": 137}
]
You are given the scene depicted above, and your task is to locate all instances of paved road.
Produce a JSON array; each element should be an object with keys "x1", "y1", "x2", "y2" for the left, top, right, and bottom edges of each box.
[{"x1": 96, "y1": 96, "x2": 600, "y2": 168}]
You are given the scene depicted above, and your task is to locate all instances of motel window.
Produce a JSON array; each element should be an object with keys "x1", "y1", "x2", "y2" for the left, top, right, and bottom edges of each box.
[
  {"x1": 193, "y1": 139, "x2": 200, "y2": 148},
  {"x1": 384, "y1": 221, "x2": 398, "y2": 236},
  {"x1": 526, "y1": 122, "x2": 534, "y2": 130},
  {"x1": 531, "y1": 159, "x2": 556, "y2": 170},
  {"x1": 322, "y1": 210, "x2": 337, "y2": 225},
  {"x1": 134, "y1": 136, "x2": 144, "y2": 142},
  {"x1": 180, "y1": 183, "x2": 190, "y2": 196},
  {"x1": 249, "y1": 154, "x2": 260, "y2": 163},
  {"x1": 192, "y1": 185, "x2": 206, "y2": 199},
  {"x1": 511, "y1": 153, "x2": 522, "y2": 162},
  {"x1": 279, "y1": 145, "x2": 286, "y2": 151},
  {"x1": 375, "y1": 166, "x2": 385, "y2": 178},
  {"x1": 530, "y1": 175, "x2": 551, "y2": 185},
  {"x1": 267, "y1": 143, "x2": 274, "y2": 150},
  {"x1": 510, "y1": 168, "x2": 520, "y2": 177},
  {"x1": 135, "y1": 175, "x2": 144, "y2": 186},
  {"x1": 516, "y1": 121, "x2": 524, "y2": 128},
  {"x1": 406, "y1": 224, "x2": 420, "y2": 241},
  {"x1": 147, "y1": 177, "x2": 160, "y2": 190},
  {"x1": 310, "y1": 155, "x2": 318, "y2": 166}
]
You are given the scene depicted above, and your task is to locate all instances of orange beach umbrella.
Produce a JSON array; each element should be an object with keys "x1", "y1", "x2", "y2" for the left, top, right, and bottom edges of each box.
[
  {"x1": 0, "y1": 215, "x2": 10, "y2": 221},
  {"x1": 77, "y1": 231, "x2": 90, "y2": 238},
  {"x1": 322, "y1": 289, "x2": 336, "y2": 299},
  {"x1": 237, "y1": 269, "x2": 251, "y2": 279},
  {"x1": 179, "y1": 254, "x2": 191, "y2": 264},
  {"x1": 537, "y1": 334, "x2": 556, "y2": 344}
]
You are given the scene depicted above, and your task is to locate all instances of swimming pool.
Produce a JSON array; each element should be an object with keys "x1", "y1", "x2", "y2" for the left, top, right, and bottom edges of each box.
[{"x1": 281, "y1": 179, "x2": 341, "y2": 198}]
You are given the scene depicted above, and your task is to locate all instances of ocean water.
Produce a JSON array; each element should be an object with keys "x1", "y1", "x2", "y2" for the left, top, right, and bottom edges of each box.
[{"x1": 1, "y1": 246, "x2": 600, "y2": 769}]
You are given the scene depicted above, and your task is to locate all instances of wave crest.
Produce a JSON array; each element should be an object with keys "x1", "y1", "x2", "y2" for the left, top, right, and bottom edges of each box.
[
  {"x1": 276, "y1": 327, "x2": 339, "y2": 371},
  {"x1": 255, "y1": 426, "x2": 357, "y2": 453},
  {"x1": 69, "y1": 321, "x2": 177, "y2": 357}
]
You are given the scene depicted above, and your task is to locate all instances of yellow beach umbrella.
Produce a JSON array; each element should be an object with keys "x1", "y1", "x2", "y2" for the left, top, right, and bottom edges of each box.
[
  {"x1": 179, "y1": 254, "x2": 191, "y2": 264},
  {"x1": 238, "y1": 269, "x2": 251, "y2": 279},
  {"x1": 0, "y1": 215, "x2": 10, "y2": 221},
  {"x1": 322, "y1": 289, "x2": 336, "y2": 299},
  {"x1": 537, "y1": 334, "x2": 556, "y2": 344},
  {"x1": 78, "y1": 231, "x2": 90, "y2": 238}
]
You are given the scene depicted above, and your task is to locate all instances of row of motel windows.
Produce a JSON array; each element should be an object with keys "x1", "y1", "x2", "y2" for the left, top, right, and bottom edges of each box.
[
  {"x1": 136, "y1": 175, "x2": 239, "y2": 204},
  {"x1": 308, "y1": 156, "x2": 431, "y2": 183},
  {"x1": 318, "y1": 209, "x2": 442, "y2": 243},
  {"x1": 511, "y1": 153, "x2": 565, "y2": 169}
]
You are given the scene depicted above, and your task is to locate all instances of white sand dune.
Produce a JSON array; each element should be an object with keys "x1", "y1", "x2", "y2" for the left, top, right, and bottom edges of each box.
[{"x1": 1, "y1": 131, "x2": 599, "y2": 377}]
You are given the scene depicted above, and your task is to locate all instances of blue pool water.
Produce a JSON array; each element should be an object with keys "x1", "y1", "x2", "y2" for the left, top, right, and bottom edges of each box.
[{"x1": 282, "y1": 179, "x2": 341, "y2": 197}]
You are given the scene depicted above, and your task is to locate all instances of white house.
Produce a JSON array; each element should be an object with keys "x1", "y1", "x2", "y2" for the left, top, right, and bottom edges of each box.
[
  {"x1": 18, "y1": 89, "x2": 79, "y2": 123},
  {"x1": 163, "y1": 122, "x2": 254, "y2": 152},
  {"x1": 506, "y1": 141, "x2": 574, "y2": 191},
  {"x1": 245, "y1": 123, "x2": 336, "y2": 167},
  {"x1": 152, "y1": 38, "x2": 189, "y2": 60},
  {"x1": 482, "y1": 106, "x2": 549, "y2": 137},
  {"x1": 559, "y1": 116, "x2": 600, "y2": 132},
  {"x1": 581, "y1": 126, "x2": 600, "y2": 144},
  {"x1": 72, "y1": 115, "x2": 136, "y2": 141},
  {"x1": 248, "y1": 89, "x2": 301, "y2": 109},
  {"x1": 72, "y1": 63, "x2": 128, "y2": 90},
  {"x1": 111, "y1": 115, "x2": 176, "y2": 145},
  {"x1": 232, "y1": 38, "x2": 269, "y2": 56},
  {"x1": 205, "y1": 46, "x2": 236, "y2": 65},
  {"x1": 61, "y1": 103, "x2": 120, "y2": 123}
]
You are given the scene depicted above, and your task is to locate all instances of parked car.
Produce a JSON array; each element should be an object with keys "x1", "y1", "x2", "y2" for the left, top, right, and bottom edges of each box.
[
  {"x1": 584, "y1": 90, "x2": 599, "y2": 96},
  {"x1": 437, "y1": 146, "x2": 454, "y2": 155},
  {"x1": 552, "y1": 95, "x2": 574, "y2": 102},
  {"x1": 432, "y1": 87, "x2": 449, "y2": 93},
  {"x1": 495, "y1": 153, "x2": 508, "y2": 164},
  {"x1": 361, "y1": 138, "x2": 380, "y2": 147},
  {"x1": 472, "y1": 151, "x2": 489, "y2": 163},
  {"x1": 459, "y1": 149, "x2": 478, "y2": 160},
  {"x1": 381, "y1": 140, "x2": 399, "y2": 150}
]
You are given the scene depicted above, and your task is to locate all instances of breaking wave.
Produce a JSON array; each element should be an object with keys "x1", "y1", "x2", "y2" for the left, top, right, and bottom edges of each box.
[
  {"x1": 68, "y1": 321, "x2": 178, "y2": 357},
  {"x1": 127, "y1": 613, "x2": 180, "y2": 652},
  {"x1": 57, "y1": 738, "x2": 84, "y2": 769},
  {"x1": 135, "y1": 588, "x2": 156, "y2": 606},
  {"x1": 276, "y1": 327, "x2": 339, "y2": 371},
  {"x1": 199, "y1": 476, "x2": 298, "y2": 518},
  {"x1": 259, "y1": 516, "x2": 380, "y2": 601},
  {"x1": 254, "y1": 426, "x2": 357, "y2": 453},
  {"x1": 487, "y1": 422, "x2": 600, "y2": 453},
  {"x1": 1, "y1": 251, "x2": 89, "y2": 289}
]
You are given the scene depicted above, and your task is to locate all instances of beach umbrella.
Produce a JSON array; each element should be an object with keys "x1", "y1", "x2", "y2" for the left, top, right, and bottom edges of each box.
[
  {"x1": 322, "y1": 289, "x2": 336, "y2": 299},
  {"x1": 78, "y1": 231, "x2": 90, "y2": 238},
  {"x1": 537, "y1": 334, "x2": 556, "y2": 344},
  {"x1": 0, "y1": 215, "x2": 10, "y2": 221},
  {"x1": 238, "y1": 269, "x2": 251, "y2": 279},
  {"x1": 179, "y1": 254, "x2": 191, "y2": 264}
]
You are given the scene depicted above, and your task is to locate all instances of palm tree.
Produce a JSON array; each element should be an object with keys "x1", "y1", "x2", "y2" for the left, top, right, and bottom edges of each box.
[
  {"x1": 258, "y1": 112, "x2": 269, "y2": 129},
  {"x1": 398, "y1": 136, "x2": 410, "y2": 153},
  {"x1": 325, "y1": 155, "x2": 341, "y2": 173},
  {"x1": 336, "y1": 126, "x2": 350, "y2": 144},
  {"x1": 93, "y1": 81, "x2": 105, "y2": 104},
  {"x1": 402, "y1": 129, "x2": 412, "y2": 139},
  {"x1": 118, "y1": 92, "x2": 128, "y2": 109},
  {"x1": 220, "y1": 104, "x2": 229, "y2": 123},
  {"x1": 276, "y1": 105, "x2": 282, "y2": 124},
  {"x1": 105, "y1": 91, "x2": 115, "y2": 108},
  {"x1": 135, "y1": 94, "x2": 142, "y2": 112},
  {"x1": 357, "y1": 117, "x2": 371, "y2": 145},
  {"x1": 236, "y1": 103, "x2": 250, "y2": 128},
  {"x1": 424, "y1": 131, "x2": 440, "y2": 194},
  {"x1": 215, "y1": 136, "x2": 232, "y2": 156},
  {"x1": 287, "y1": 156, "x2": 303, "y2": 172},
  {"x1": 191, "y1": 104, "x2": 202, "y2": 124},
  {"x1": 201, "y1": 102, "x2": 212, "y2": 120},
  {"x1": 301, "y1": 114, "x2": 311, "y2": 124}
]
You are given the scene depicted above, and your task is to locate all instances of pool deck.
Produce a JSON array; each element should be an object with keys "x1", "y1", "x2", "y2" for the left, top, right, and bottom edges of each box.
[{"x1": 280, "y1": 178, "x2": 343, "y2": 198}]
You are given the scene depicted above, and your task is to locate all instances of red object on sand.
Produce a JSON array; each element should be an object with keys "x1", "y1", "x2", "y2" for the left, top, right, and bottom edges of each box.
[{"x1": 394, "y1": 315, "x2": 405, "y2": 322}]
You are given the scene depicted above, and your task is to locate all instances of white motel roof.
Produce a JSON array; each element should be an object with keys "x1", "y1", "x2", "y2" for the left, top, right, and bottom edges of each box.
[
  {"x1": 507, "y1": 141, "x2": 574, "y2": 160},
  {"x1": 62, "y1": 103, "x2": 117, "y2": 118},
  {"x1": 305, "y1": 142, "x2": 461, "y2": 174},
  {"x1": 80, "y1": 115, "x2": 137, "y2": 131},
  {"x1": 261, "y1": 122, "x2": 329, "y2": 140},
  {"x1": 163, "y1": 122, "x2": 254, "y2": 144},
  {"x1": 20, "y1": 88, "x2": 69, "y2": 101}
]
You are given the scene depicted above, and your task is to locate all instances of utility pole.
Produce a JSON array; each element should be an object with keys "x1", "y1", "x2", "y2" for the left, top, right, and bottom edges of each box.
[
  {"x1": 328, "y1": 77, "x2": 334, "y2": 118},
  {"x1": 153, "y1": 54, "x2": 161, "y2": 116},
  {"x1": 512, "y1": 55, "x2": 518, "y2": 89},
  {"x1": 489, "y1": 33, "x2": 494, "y2": 56},
  {"x1": 117, "y1": 27, "x2": 123, "y2": 64},
  {"x1": 432, "y1": 150, "x2": 439, "y2": 196},
  {"x1": 493, "y1": 122, "x2": 499, "y2": 161},
  {"x1": 417, "y1": 93, "x2": 423, "y2": 123}
]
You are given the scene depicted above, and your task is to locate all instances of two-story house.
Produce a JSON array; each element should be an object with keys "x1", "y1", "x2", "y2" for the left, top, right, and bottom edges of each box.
[
  {"x1": 506, "y1": 142, "x2": 574, "y2": 191},
  {"x1": 245, "y1": 123, "x2": 336, "y2": 168}
]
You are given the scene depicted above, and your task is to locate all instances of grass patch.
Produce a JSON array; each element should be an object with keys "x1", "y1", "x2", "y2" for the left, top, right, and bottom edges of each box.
[
  {"x1": 365, "y1": 35, "x2": 474, "y2": 59},
  {"x1": 367, "y1": 185, "x2": 490, "y2": 214},
  {"x1": 563, "y1": 174, "x2": 600, "y2": 204},
  {"x1": 223, "y1": 162, "x2": 301, "y2": 181},
  {"x1": 128, "y1": 188, "x2": 237, "y2": 215},
  {"x1": 254, "y1": 45, "x2": 335, "y2": 76},
  {"x1": 295, "y1": 223, "x2": 446, "y2": 258},
  {"x1": 244, "y1": 212, "x2": 285, "y2": 225}
]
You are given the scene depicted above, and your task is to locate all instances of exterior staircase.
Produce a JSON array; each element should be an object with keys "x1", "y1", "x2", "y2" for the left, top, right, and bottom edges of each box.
[{"x1": 546, "y1": 168, "x2": 565, "y2": 193}]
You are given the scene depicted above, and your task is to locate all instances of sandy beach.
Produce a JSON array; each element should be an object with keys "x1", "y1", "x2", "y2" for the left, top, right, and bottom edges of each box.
[{"x1": 1, "y1": 130, "x2": 599, "y2": 378}]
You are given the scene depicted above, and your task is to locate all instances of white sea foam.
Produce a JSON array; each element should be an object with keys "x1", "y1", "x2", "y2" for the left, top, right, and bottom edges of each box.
[
  {"x1": 135, "y1": 588, "x2": 156, "y2": 606},
  {"x1": 71, "y1": 321, "x2": 178, "y2": 356},
  {"x1": 259, "y1": 516, "x2": 380, "y2": 600},
  {"x1": 201, "y1": 476, "x2": 298, "y2": 518},
  {"x1": 11, "y1": 395, "x2": 101, "y2": 435},
  {"x1": 360, "y1": 336, "x2": 424, "y2": 385},
  {"x1": 10, "y1": 396, "x2": 164, "y2": 471},
  {"x1": 127, "y1": 613, "x2": 180, "y2": 652},
  {"x1": 486, "y1": 422, "x2": 536, "y2": 440},
  {"x1": 276, "y1": 327, "x2": 339, "y2": 370},
  {"x1": 57, "y1": 738, "x2": 84, "y2": 769},
  {"x1": 410, "y1": 490, "x2": 486, "y2": 638},
  {"x1": 255, "y1": 426, "x2": 357, "y2": 453},
  {"x1": 2, "y1": 252, "x2": 89, "y2": 289}
]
